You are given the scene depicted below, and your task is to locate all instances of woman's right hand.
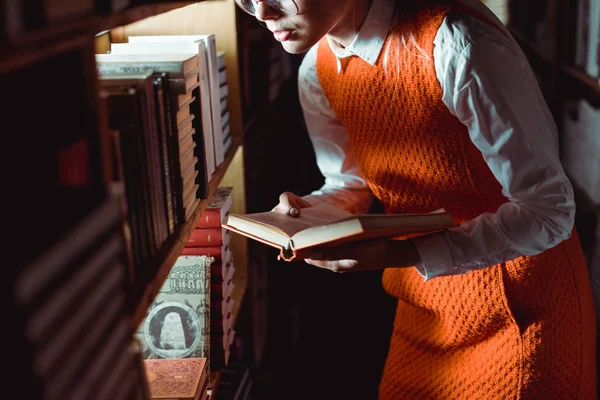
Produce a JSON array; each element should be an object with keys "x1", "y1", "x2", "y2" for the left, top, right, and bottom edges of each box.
[{"x1": 271, "y1": 191, "x2": 313, "y2": 218}]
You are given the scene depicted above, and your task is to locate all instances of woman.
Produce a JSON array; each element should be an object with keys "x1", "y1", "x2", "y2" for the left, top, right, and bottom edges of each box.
[{"x1": 235, "y1": 0, "x2": 597, "y2": 398}]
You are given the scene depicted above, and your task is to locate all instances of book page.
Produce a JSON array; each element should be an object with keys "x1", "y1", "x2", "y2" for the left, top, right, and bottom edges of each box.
[{"x1": 235, "y1": 203, "x2": 352, "y2": 238}]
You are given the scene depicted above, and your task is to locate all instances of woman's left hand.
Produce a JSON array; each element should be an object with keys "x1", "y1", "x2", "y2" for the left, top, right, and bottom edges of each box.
[{"x1": 304, "y1": 238, "x2": 421, "y2": 273}]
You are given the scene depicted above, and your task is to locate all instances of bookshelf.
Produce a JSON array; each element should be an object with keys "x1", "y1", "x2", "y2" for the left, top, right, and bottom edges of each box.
[
  {"x1": 3, "y1": 0, "x2": 263, "y2": 399},
  {"x1": 0, "y1": 2, "x2": 196, "y2": 74},
  {"x1": 131, "y1": 135, "x2": 246, "y2": 329},
  {"x1": 508, "y1": 2, "x2": 599, "y2": 394},
  {"x1": 507, "y1": 0, "x2": 600, "y2": 108}
]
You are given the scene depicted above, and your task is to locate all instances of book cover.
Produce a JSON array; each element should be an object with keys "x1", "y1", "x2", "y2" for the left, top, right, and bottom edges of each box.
[
  {"x1": 144, "y1": 357, "x2": 207, "y2": 400},
  {"x1": 137, "y1": 256, "x2": 214, "y2": 364}
]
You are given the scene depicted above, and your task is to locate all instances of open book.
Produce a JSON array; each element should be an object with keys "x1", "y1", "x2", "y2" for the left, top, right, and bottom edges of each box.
[{"x1": 222, "y1": 203, "x2": 455, "y2": 261}]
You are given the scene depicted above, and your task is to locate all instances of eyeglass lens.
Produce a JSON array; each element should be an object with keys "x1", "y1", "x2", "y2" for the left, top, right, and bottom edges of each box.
[{"x1": 235, "y1": 0, "x2": 298, "y2": 16}]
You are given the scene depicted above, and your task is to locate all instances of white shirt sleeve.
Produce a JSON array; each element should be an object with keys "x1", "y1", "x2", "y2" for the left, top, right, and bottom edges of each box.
[
  {"x1": 297, "y1": 45, "x2": 374, "y2": 214},
  {"x1": 412, "y1": 14, "x2": 576, "y2": 279}
]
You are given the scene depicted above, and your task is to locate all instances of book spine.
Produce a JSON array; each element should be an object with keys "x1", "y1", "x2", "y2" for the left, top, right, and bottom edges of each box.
[
  {"x1": 195, "y1": 209, "x2": 225, "y2": 228},
  {"x1": 166, "y1": 77, "x2": 187, "y2": 94},
  {"x1": 187, "y1": 228, "x2": 223, "y2": 247}
]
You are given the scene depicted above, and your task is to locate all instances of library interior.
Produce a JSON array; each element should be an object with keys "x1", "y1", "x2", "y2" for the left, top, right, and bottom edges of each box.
[{"x1": 2, "y1": 0, "x2": 599, "y2": 399}]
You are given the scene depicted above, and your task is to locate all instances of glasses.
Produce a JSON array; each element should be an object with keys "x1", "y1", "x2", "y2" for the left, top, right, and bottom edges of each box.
[{"x1": 235, "y1": 0, "x2": 299, "y2": 17}]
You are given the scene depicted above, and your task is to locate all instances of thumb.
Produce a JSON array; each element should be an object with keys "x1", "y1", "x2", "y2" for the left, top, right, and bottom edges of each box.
[{"x1": 273, "y1": 192, "x2": 311, "y2": 217}]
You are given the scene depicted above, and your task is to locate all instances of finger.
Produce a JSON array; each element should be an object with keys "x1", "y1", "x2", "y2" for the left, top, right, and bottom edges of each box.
[{"x1": 278, "y1": 192, "x2": 310, "y2": 217}]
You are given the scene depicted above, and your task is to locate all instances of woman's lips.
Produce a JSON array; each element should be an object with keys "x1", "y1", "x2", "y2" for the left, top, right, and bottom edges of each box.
[{"x1": 273, "y1": 30, "x2": 292, "y2": 42}]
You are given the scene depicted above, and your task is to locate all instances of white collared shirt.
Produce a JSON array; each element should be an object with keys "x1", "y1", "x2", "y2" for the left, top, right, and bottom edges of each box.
[{"x1": 298, "y1": 0, "x2": 576, "y2": 280}]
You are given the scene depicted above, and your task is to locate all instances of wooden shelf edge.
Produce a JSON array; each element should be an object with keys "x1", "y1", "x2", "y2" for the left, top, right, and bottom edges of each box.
[
  {"x1": 100, "y1": 2, "x2": 197, "y2": 32},
  {"x1": 0, "y1": 2, "x2": 198, "y2": 74},
  {"x1": 560, "y1": 66, "x2": 600, "y2": 107},
  {"x1": 131, "y1": 140, "x2": 241, "y2": 328}
]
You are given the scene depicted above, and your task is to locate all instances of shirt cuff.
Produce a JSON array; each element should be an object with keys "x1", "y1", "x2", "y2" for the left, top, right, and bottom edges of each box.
[{"x1": 412, "y1": 233, "x2": 455, "y2": 280}]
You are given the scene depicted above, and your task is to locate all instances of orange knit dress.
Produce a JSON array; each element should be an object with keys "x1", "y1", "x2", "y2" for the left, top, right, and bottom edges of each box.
[{"x1": 316, "y1": 3, "x2": 597, "y2": 399}]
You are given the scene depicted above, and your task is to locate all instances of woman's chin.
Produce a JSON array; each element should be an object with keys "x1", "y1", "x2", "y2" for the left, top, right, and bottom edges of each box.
[{"x1": 280, "y1": 40, "x2": 311, "y2": 54}]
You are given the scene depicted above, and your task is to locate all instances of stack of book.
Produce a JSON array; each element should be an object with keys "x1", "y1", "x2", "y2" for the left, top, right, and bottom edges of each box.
[
  {"x1": 12, "y1": 194, "x2": 135, "y2": 400},
  {"x1": 183, "y1": 186, "x2": 236, "y2": 369},
  {"x1": 121, "y1": 34, "x2": 226, "y2": 173},
  {"x1": 96, "y1": 53, "x2": 210, "y2": 300},
  {"x1": 107, "y1": 37, "x2": 218, "y2": 180},
  {"x1": 217, "y1": 51, "x2": 232, "y2": 155}
]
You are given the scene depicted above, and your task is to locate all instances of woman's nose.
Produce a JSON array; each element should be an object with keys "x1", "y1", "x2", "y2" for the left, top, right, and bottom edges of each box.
[{"x1": 253, "y1": 0, "x2": 280, "y2": 22}]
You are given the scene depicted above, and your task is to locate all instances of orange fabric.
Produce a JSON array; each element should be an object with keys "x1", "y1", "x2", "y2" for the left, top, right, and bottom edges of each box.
[{"x1": 316, "y1": 3, "x2": 597, "y2": 399}]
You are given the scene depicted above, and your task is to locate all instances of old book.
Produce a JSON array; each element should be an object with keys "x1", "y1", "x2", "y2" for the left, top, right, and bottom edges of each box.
[
  {"x1": 223, "y1": 203, "x2": 455, "y2": 261},
  {"x1": 128, "y1": 35, "x2": 225, "y2": 168},
  {"x1": 112, "y1": 41, "x2": 216, "y2": 178},
  {"x1": 187, "y1": 228, "x2": 224, "y2": 247},
  {"x1": 181, "y1": 229, "x2": 231, "y2": 261},
  {"x1": 109, "y1": 41, "x2": 214, "y2": 175},
  {"x1": 144, "y1": 358, "x2": 208, "y2": 400},
  {"x1": 95, "y1": 53, "x2": 199, "y2": 79},
  {"x1": 195, "y1": 187, "x2": 233, "y2": 228}
]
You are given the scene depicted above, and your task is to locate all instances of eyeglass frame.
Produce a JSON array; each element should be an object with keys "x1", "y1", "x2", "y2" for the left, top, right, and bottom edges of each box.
[{"x1": 234, "y1": 0, "x2": 299, "y2": 17}]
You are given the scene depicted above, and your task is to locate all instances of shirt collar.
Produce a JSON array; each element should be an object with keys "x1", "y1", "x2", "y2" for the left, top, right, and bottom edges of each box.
[{"x1": 326, "y1": 0, "x2": 395, "y2": 72}]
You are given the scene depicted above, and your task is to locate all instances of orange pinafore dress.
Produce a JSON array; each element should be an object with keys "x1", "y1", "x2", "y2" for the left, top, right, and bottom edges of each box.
[{"x1": 316, "y1": 3, "x2": 597, "y2": 399}]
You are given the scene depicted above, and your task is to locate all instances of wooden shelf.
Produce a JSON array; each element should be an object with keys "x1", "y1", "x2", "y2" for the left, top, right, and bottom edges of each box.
[
  {"x1": 132, "y1": 137, "x2": 243, "y2": 329},
  {"x1": 100, "y1": 2, "x2": 195, "y2": 32},
  {"x1": 0, "y1": 2, "x2": 197, "y2": 74},
  {"x1": 508, "y1": 26, "x2": 554, "y2": 69},
  {"x1": 560, "y1": 66, "x2": 600, "y2": 107}
]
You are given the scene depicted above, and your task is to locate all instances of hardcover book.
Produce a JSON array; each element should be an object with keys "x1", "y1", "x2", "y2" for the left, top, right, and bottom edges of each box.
[
  {"x1": 109, "y1": 40, "x2": 217, "y2": 177},
  {"x1": 95, "y1": 53, "x2": 199, "y2": 79},
  {"x1": 127, "y1": 35, "x2": 225, "y2": 168},
  {"x1": 195, "y1": 186, "x2": 233, "y2": 228},
  {"x1": 144, "y1": 357, "x2": 208, "y2": 400},
  {"x1": 223, "y1": 203, "x2": 455, "y2": 261}
]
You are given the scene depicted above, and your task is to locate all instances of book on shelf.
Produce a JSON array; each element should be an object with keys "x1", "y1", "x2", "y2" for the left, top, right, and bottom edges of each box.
[
  {"x1": 187, "y1": 228, "x2": 226, "y2": 247},
  {"x1": 196, "y1": 187, "x2": 233, "y2": 228},
  {"x1": 144, "y1": 358, "x2": 208, "y2": 400},
  {"x1": 181, "y1": 228, "x2": 231, "y2": 262},
  {"x1": 136, "y1": 255, "x2": 214, "y2": 371},
  {"x1": 96, "y1": 53, "x2": 199, "y2": 79},
  {"x1": 108, "y1": 40, "x2": 217, "y2": 178},
  {"x1": 223, "y1": 203, "x2": 455, "y2": 261},
  {"x1": 100, "y1": 74, "x2": 169, "y2": 274},
  {"x1": 151, "y1": 72, "x2": 176, "y2": 237},
  {"x1": 99, "y1": 68, "x2": 208, "y2": 227},
  {"x1": 127, "y1": 34, "x2": 225, "y2": 167}
]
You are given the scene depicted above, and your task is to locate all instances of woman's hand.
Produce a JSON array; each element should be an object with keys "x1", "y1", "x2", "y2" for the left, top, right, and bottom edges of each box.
[
  {"x1": 305, "y1": 238, "x2": 421, "y2": 273},
  {"x1": 271, "y1": 191, "x2": 313, "y2": 217}
]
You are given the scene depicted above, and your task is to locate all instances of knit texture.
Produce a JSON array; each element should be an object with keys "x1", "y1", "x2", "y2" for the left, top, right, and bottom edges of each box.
[{"x1": 316, "y1": 3, "x2": 597, "y2": 399}]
